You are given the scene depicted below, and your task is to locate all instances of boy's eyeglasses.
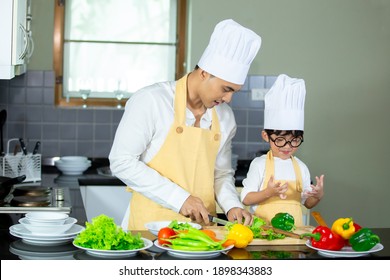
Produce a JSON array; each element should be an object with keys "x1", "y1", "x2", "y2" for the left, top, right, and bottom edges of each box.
[{"x1": 269, "y1": 136, "x2": 304, "y2": 148}]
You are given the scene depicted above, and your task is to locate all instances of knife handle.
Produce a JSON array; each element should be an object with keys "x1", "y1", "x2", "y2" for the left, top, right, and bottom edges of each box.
[
  {"x1": 32, "y1": 141, "x2": 41, "y2": 155},
  {"x1": 19, "y1": 138, "x2": 28, "y2": 155}
]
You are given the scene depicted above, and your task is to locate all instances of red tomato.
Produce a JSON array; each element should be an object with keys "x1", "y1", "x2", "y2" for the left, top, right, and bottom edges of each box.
[{"x1": 157, "y1": 227, "x2": 176, "y2": 245}]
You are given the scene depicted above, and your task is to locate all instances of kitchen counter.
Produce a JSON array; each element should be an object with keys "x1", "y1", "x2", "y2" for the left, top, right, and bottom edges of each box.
[
  {"x1": 1, "y1": 159, "x2": 389, "y2": 260},
  {"x1": 1, "y1": 224, "x2": 389, "y2": 260}
]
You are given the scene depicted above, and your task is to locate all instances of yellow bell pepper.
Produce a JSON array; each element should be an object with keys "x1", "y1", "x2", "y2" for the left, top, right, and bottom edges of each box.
[
  {"x1": 331, "y1": 218, "x2": 356, "y2": 240},
  {"x1": 226, "y1": 224, "x2": 254, "y2": 248}
]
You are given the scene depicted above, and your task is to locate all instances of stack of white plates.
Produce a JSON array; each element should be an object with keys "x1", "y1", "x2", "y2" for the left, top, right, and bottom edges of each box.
[
  {"x1": 55, "y1": 156, "x2": 91, "y2": 175},
  {"x1": 9, "y1": 240, "x2": 80, "y2": 260},
  {"x1": 9, "y1": 212, "x2": 84, "y2": 246}
]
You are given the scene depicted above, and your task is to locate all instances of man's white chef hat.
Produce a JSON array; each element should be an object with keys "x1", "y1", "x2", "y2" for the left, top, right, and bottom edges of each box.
[
  {"x1": 264, "y1": 74, "x2": 306, "y2": 131},
  {"x1": 197, "y1": 19, "x2": 262, "y2": 85}
]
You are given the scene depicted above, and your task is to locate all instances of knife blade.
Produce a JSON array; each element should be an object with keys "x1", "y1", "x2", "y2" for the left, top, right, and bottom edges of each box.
[{"x1": 208, "y1": 214, "x2": 229, "y2": 225}]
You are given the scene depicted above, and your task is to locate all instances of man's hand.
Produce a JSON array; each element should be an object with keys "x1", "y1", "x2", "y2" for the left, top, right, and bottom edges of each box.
[
  {"x1": 227, "y1": 207, "x2": 253, "y2": 226},
  {"x1": 179, "y1": 195, "x2": 210, "y2": 224}
]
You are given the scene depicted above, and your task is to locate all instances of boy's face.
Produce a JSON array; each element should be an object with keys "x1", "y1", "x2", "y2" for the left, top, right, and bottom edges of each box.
[{"x1": 261, "y1": 130, "x2": 301, "y2": 160}]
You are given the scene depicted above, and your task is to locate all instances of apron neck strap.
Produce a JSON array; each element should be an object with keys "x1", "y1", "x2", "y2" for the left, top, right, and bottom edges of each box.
[
  {"x1": 175, "y1": 75, "x2": 188, "y2": 125},
  {"x1": 175, "y1": 75, "x2": 219, "y2": 131},
  {"x1": 265, "y1": 150, "x2": 303, "y2": 192}
]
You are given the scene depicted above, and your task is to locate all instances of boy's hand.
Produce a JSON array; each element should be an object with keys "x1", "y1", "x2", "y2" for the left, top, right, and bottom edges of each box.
[
  {"x1": 306, "y1": 174, "x2": 324, "y2": 200},
  {"x1": 267, "y1": 175, "x2": 288, "y2": 199}
]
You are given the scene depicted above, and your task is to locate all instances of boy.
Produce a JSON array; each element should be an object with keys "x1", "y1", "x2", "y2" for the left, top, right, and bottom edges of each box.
[{"x1": 240, "y1": 74, "x2": 324, "y2": 226}]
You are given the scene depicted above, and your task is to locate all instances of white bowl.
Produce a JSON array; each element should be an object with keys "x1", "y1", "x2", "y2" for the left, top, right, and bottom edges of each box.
[
  {"x1": 55, "y1": 159, "x2": 91, "y2": 167},
  {"x1": 55, "y1": 160, "x2": 91, "y2": 175},
  {"x1": 144, "y1": 221, "x2": 202, "y2": 236},
  {"x1": 60, "y1": 156, "x2": 88, "y2": 163},
  {"x1": 19, "y1": 217, "x2": 77, "y2": 235},
  {"x1": 25, "y1": 212, "x2": 69, "y2": 225},
  {"x1": 56, "y1": 160, "x2": 90, "y2": 166}
]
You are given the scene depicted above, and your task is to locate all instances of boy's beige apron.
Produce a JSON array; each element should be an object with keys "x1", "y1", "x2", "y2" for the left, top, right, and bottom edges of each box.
[
  {"x1": 254, "y1": 151, "x2": 304, "y2": 226},
  {"x1": 127, "y1": 75, "x2": 221, "y2": 230}
]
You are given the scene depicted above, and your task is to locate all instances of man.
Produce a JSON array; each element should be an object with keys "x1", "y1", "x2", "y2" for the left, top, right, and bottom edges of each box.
[{"x1": 109, "y1": 19, "x2": 262, "y2": 230}]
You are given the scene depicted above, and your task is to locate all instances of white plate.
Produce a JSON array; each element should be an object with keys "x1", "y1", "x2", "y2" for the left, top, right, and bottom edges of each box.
[
  {"x1": 10, "y1": 224, "x2": 84, "y2": 239},
  {"x1": 305, "y1": 240, "x2": 384, "y2": 258},
  {"x1": 9, "y1": 240, "x2": 79, "y2": 259},
  {"x1": 144, "y1": 221, "x2": 202, "y2": 236},
  {"x1": 72, "y1": 238, "x2": 153, "y2": 258},
  {"x1": 10, "y1": 231, "x2": 76, "y2": 246},
  {"x1": 19, "y1": 217, "x2": 77, "y2": 235},
  {"x1": 153, "y1": 240, "x2": 233, "y2": 259}
]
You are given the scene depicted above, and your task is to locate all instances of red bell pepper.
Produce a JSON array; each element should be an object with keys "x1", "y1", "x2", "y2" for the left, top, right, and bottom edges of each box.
[
  {"x1": 353, "y1": 222, "x2": 362, "y2": 232},
  {"x1": 345, "y1": 222, "x2": 362, "y2": 246},
  {"x1": 301, "y1": 226, "x2": 345, "y2": 251}
]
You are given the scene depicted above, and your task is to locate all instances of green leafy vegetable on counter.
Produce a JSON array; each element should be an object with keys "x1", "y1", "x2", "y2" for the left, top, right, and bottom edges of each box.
[
  {"x1": 250, "y1": 216, "x2": 285, "y2": 240},
  {"x1": 225, "y1": 216, "x2": 285, "y2": 241},
  {"x1": 73, "y1": 214, "x2": 144, "y2": 250},
  {"x1": 167, "y1": 220, "x2": 195, "y2": 231}
]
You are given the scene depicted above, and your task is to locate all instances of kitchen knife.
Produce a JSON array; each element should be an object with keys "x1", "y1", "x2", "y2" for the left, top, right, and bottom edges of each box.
[
  {"x1": 208, "y1": 214, "x2": 229, "y2": 225},
  {"x1": 32, "y1": 141, "x2": 41, "y2": 155},
  {"x1": 19, "y1": 138, "x2": 28, "y2": 155}
]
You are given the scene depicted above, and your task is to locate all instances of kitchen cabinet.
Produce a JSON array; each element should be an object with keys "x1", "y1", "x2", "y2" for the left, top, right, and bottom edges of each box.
[
  {"x1": 79, "y1": 185, "x2": 131, "y2": 225},
  {"x1": 0, "y1": 0, "x2": 32, "y2": 79}
]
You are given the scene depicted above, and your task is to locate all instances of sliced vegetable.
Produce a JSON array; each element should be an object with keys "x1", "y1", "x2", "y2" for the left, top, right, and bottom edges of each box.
[
  {"x1": 167, "y1": 220, "x2": 194, "y2": 231},
  {"x1": 162, "y1": 227, "x2": 226, "y2": 251},
  {"x1": 247, "y1": 216, "x2": 285, "y2": 240},
  {"x1": 331, "y1": 217, "x2": 356, "y2": 240},
  {"x1": 221, "y1": 239, "x2": 236, "y2": 247},
  {"x1": 201, "y1": 229, "x2": 235, "y2": 247},
  {"x1": 300, "y1": 225, "x2": 344, "y2": 251},
  {"x1": 157, "y1": 227, "x2": 176, "y2": 245},
  {"x1": 200, "y1": 229, "x2": 218, "y2": 240},
  {"x1": 271, "y1": 212, "x2": 296, "y2": 231},
  {"x1": 349, "y1": 228, "x2": 380, "y2": 251}
]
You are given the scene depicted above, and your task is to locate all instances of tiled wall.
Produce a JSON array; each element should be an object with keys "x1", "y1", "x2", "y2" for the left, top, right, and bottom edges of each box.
[
  {"x1": 0, "y1": 70, "x2": 275, "y2": 159},
  {"x1": 230, "y1": 75, "x2": 276, "y2": 159}
]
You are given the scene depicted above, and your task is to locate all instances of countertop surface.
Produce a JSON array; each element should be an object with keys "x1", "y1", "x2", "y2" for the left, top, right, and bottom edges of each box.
[{"x1": 1, "y1": 159, "x2": 389, "y2": 260}]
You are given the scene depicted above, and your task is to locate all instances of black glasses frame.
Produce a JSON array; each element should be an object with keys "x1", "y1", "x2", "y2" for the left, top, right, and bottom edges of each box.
[{"x1": 268, "y1": 136, "x2": 304, "y2": 148}]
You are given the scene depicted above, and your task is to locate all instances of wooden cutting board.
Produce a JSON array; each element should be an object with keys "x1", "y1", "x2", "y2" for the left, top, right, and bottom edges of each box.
[{"x1": 204, "y1": 225, "x2": 314, "y2": 245}]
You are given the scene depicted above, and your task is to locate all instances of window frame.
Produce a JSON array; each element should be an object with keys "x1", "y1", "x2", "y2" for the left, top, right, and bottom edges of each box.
[{"x1": 53, "y1": 0, "x2": 187, "y2": 108}]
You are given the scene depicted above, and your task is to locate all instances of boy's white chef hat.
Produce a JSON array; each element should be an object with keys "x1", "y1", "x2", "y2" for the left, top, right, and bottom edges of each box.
[
  {"x1": 197, "y1": 19, "x2": 262, "y2": 85},
  {"x1": 264, "y1": 74, "x2": 306, "y2": 131}
]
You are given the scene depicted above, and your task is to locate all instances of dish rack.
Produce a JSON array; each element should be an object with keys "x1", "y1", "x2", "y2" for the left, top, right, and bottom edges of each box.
[{"x1": 0, "y1": 139, "x2": 41, "y2": 182}]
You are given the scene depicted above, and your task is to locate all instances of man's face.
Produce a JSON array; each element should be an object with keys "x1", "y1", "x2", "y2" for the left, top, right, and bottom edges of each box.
[{"x1": 198, "y1": 73, "x2": 241, "y2": 108}]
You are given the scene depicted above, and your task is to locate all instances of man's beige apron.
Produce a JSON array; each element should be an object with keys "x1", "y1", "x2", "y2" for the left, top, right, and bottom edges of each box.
[
  {"x1": 127, "y1": 75, "x2": 221, "y2": 230},
  {"x1": 254, "y1": 151, "x2": 304, "y2": 226}
]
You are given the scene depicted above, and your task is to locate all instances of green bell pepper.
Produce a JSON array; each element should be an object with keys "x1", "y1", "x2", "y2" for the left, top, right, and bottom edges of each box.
[
  {"x1": 349, "y1": 228, "x2": 380, "y2": 251},
  {"x1": 271, "y1": 212, "x2": 296, "y2": 231}
]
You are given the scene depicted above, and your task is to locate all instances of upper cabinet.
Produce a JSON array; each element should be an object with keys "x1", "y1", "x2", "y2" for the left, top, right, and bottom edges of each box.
[{"x1": 0, "y1": 0, "x2": 33, "y2": 79}]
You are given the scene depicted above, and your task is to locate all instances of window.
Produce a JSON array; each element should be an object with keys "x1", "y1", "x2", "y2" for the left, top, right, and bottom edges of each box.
[{"x1": 53, "y1": 0, "x2": 187, "y2": 108}]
